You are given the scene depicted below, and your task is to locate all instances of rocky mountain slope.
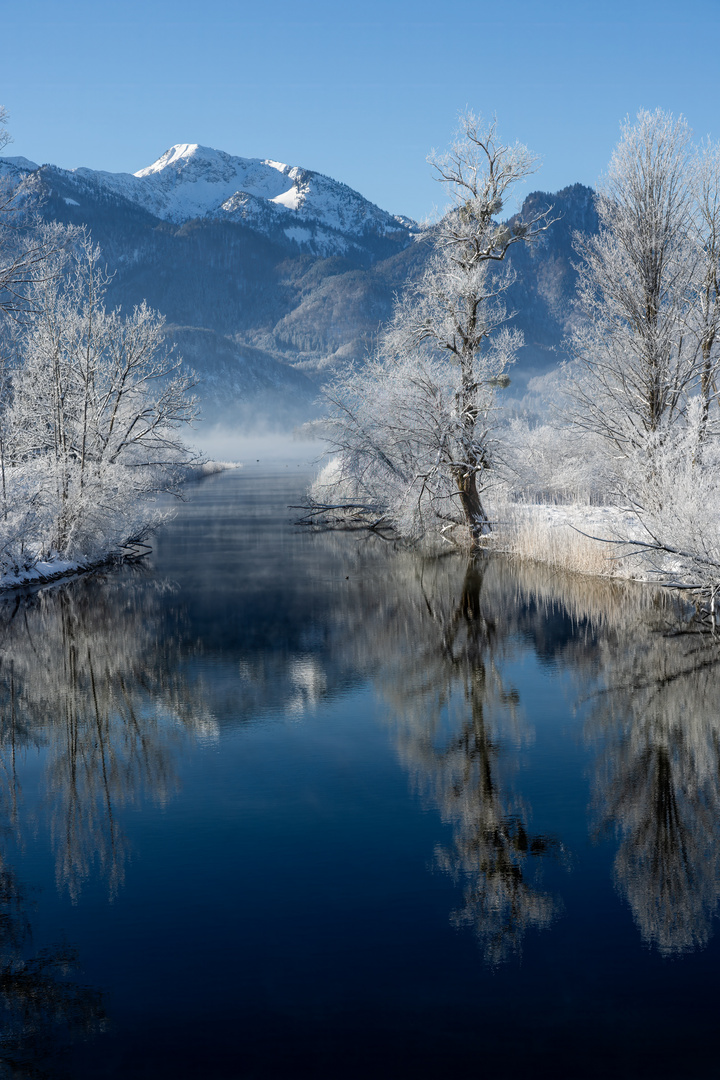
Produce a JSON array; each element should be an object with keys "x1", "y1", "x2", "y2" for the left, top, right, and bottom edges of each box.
[{"x1": 0, "y1": 148, "x2": 598, "y2": 426}]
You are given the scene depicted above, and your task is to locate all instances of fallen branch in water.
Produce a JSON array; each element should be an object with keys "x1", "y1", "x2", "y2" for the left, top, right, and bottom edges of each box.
[
  {"x1": 290, "y1": 501, "x2": 393, "y2": 533},
  {"x1": 118, "y1": 540, "x2": 153, "y2": 560},
  {"x1": 289, "y1": 502, "x2": 385, "y2": 515}
]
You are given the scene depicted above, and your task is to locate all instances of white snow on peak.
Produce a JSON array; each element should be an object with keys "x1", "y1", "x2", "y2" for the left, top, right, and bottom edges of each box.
[
  {"x1": 49, "y1": 142, "x2": 417, "y2": 245},
  {"x1": 134, "y1": 143, "x2": 206, "y2": 176},
  {"x1": 67, "y1": 143, "x2": 313, "y2": 224},
  {"x1": 271, "y1": 185, "x2": 304, "y2": 211}
]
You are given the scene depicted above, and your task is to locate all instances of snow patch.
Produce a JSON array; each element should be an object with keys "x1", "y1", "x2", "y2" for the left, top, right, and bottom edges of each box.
[
  {"x1": 0, "y1": 556, "x2": 93, "y2": 593},
  {"x1": 272, "y1": 186, "x2": 303, "y2": 210},
  {"x1": 284, "y1": 227, "x2": 312, "y2": 244}
]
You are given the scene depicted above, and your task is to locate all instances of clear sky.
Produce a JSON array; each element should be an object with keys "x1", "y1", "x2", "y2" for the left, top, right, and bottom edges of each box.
[{"x1": 3, "y1": 0, "x2": 719, "y2": 222}]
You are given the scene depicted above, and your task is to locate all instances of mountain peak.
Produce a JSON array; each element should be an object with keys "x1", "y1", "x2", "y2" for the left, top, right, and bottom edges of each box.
[
  {"x1": 134, "y1": 143, "x2": 246, "y2": 178},
  {"x1": 135, "y1": 143, "x2": 202, "y2": 176},
  {"x1": 57, "y1": 144, "x2": 414, "y2": 245},
  {"x1": 5, "y1": 143, "x2": 417, "y2": 256},
  {"x1": 1, "y1": 155, "x2": 39, "y2": 172}
]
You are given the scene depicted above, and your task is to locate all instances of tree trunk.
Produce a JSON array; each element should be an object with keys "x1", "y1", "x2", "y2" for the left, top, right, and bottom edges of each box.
[
  {"x1": 455, "y1": 469, "x2": 490, "y2": 542},
  {"x1": 700, "y1": 340, "x2": 714, "y2": 441}
]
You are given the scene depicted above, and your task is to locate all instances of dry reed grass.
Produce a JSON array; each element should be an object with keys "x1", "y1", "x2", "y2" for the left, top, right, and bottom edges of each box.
[{"x1": 487, "y1": 500, "x2": 644, "y2": 580}]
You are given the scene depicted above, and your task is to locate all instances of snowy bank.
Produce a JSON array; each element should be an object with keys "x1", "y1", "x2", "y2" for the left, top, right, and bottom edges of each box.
[
  {"x1": 488, "y1": 499, "x2": 713, "y2": 587},
  {"x1": 179, "y1": 459, "x2": 242, "y2": 481},
  {"x1": 0, "y1": 463, "x2": 240, "y2": 595},
  {"x1": 0, "y1": 553, "x2": 135, "y2": 593}
]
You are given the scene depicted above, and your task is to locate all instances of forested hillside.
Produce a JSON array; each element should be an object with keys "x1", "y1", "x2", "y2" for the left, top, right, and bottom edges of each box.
[{"x1": 0, "y1": 149, "x2": 599, "y2": 424}]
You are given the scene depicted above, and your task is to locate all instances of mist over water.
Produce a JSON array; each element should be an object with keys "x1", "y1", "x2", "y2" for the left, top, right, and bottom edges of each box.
[
  {"x1": 190, "y1": 422, "x2": 324, "y2": 468},
  {"x1": 0, "y1": 469, "x2": 718, "y2": 1078}
]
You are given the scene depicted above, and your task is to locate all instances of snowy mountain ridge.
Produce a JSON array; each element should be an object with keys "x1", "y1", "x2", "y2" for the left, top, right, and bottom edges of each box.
[
  {"x1": 1, "y1": 143, "x2": 416, "y2": 255},
  {"x1": 0, "y1": 146, "x2": 598, "y2": 425}
]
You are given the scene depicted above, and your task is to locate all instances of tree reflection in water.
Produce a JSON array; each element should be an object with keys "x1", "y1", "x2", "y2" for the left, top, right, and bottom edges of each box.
[
  {"x1": 0, "y1": 859, "x2": 105, "y2": 1078},
  {"x1": 588, "y1": 614, "x2": 720, "y2": 955},
  {"x1": 351, "y1": 547, "x2": 720, "y2": 960},
  {"x1": 512, "y1": 561, "x2": 720, "y2": 957},
  {"x1": 361, "y1": 554, "x2": 562, "y2": 963},
  {"x1": 0, "y1": 516, "x2": 719, "y2": 1032},
  {"x1": 0, "y1": 572, "x2": 214, "y2": 902},
  {"x1": 0, "y1": 570, "x2": 215, "y2": 1074}
]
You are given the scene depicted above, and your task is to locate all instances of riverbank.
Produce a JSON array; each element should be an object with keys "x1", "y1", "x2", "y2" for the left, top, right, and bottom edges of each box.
[
  {"x1": 489, "y1": 501, "x2": 647, "y2": 579},
  {"x1": 486, "y1": 497, "x2": 718, "y2": 614},
  {"x1": 0, "y1": 461, "x2": 241, "y2": 593}
]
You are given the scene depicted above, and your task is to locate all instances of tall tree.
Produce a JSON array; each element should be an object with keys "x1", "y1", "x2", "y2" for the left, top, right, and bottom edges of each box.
[
  {"x1": 563, "y1": 112, "x2": 720, "y2": 591},
  {"x1": 569, "y1": 110, "x2": 697, "y2": 456},
  {"x1": 317, "y1": 113, "x2": 553, "y2": 545},
  {"x1": 688, "y1": 138, "x2": 720, "y2": 442}
]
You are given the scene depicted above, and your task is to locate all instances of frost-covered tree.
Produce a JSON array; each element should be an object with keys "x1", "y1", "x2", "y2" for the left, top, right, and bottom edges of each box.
[
  {"x1": 315, "y1": 113, "x2": 553, "y2": 545},
  {"x1": 688, "y1": 138, "x2": 720, "y2": 441},
  {"x1": 569, "y1": 110, "x2": 698, "y2": 459},
  {"x1": 2, "y1": 228, "x2": 199, "y2": 567},
  {"x1": 0, "y1": 110, "x2": 198, "y2": 580},
  {"x1": 561, "y1": 112, "x2": 720, "y2": 589}
]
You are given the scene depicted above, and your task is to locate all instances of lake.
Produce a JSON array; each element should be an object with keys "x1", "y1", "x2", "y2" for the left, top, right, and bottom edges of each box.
[{"x1": 1, "y1": 465, "x2": 719, "y2": 1079}]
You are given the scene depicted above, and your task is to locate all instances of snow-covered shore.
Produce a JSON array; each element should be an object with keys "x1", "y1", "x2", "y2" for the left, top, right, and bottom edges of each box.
[
  {"x1": 179, "y1": 459, "x2": 242, "y2": 481},
  {"x1": 0, "y1": 461, "x2": 240, "y2": 595},
  {"x1": 488, "y1": 499, "x2": 708, "y2": 588},
  {"x1": 0, "y1": 554, "x2": 123, "y2": 593}
]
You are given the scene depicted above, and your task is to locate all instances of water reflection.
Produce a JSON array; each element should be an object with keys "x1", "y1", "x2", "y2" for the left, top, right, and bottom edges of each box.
[
  {"x1": 0, "y1": 573, "x2": 214, "y2": 901},
  {"x1": 589, "y1": 616, "x2": 720, "y2": 955},
  {"x1": 0, "y1": 568, "x2": 228, "y2": 1073},
  {"x1": 2, "y1": 489, "x2": 720, "y2": 991},
  {"x1": 336, "y1": 547, "x2": 720, "y2": 959},
  {"x1": 506, "y1": 561, "x2": 720, "y2": 956},
  {"x1": 359, "y1": 556, "x2": 563, "y2": 963},
  {"x1": 0, "y1": 858, "x2": 105, "y2": 1078}
]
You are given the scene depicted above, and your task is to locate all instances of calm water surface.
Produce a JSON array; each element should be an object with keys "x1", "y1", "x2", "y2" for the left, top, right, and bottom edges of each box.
[{"x1": 2, "y1": 466, "x2": 720, "y2": 1078}]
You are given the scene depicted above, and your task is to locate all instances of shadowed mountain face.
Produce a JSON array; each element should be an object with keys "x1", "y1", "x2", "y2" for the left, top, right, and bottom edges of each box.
[{"x1": 1, "y1": 149, "x2": 598, "y2": 425}]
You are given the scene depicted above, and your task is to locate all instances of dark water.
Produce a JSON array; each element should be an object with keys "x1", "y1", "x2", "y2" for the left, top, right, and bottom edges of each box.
[{"x1": 1, "y1": 467, "x2": 720, "y2": 1079}]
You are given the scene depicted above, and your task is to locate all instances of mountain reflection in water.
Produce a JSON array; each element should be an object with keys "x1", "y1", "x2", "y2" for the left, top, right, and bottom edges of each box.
[{"x1": 0, "y1": 471, "x2": 718, "y2": 1075}]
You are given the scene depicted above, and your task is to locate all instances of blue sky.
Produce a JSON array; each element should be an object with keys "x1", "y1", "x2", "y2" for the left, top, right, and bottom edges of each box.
[{"x1": 3, "y1": 0, "x2": 719, "y2": 221}]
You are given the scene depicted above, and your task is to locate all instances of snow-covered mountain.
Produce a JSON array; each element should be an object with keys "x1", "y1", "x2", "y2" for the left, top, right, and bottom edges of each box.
[
  {"x1": 0, "y1": 146, "x2": 599, "y2": 426},
  {"x1": 3, "y1": 144, "x2": 416, "y2": 256}
]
